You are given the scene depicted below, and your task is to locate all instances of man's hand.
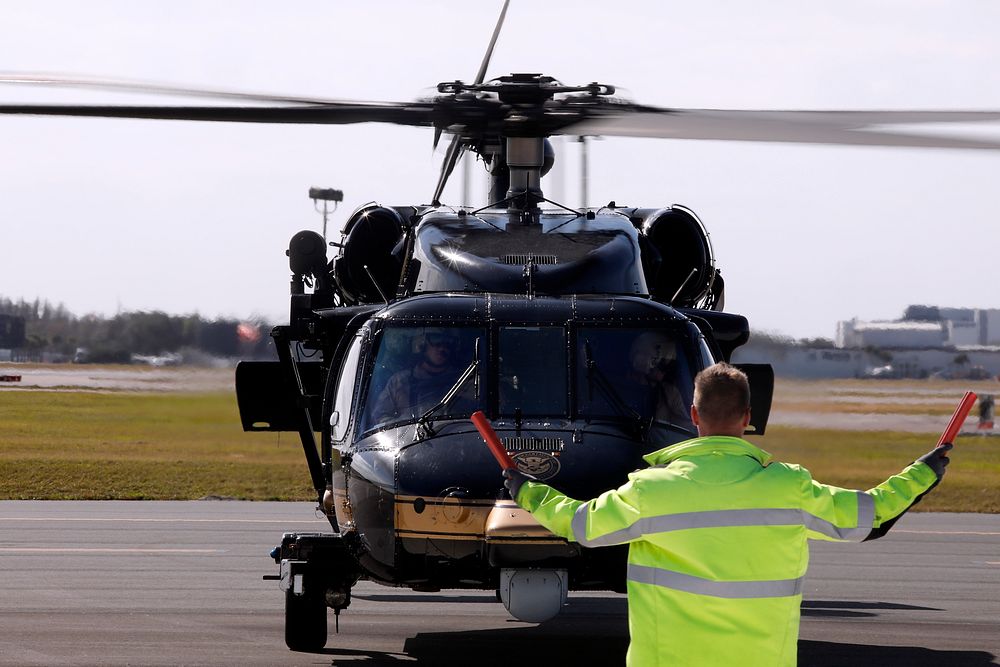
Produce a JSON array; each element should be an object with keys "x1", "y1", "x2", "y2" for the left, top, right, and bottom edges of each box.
[
  {"x1": 917, "y1": 443, "x2": 953, "y2": 480},
  {"x1": 503, "y1": 468, "x2": 536, "y2": 500}
]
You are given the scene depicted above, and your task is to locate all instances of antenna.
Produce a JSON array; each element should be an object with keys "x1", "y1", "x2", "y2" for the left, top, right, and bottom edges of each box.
[
  {"x1": 670, "y1": 268, "x2": 699, "y2": 305},
  {"x1": 363, "y1": 264, "x2": 390, "y2": 305}
]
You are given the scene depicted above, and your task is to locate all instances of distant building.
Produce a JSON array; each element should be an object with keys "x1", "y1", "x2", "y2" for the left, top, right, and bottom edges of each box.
[
  {"x1": 837, "y1": 307, "x2": 1000, "y2": 349},
  {"x1": 981, "y1": 309, "x2": 1000, "y2": 345},
  {"x1": 836, "y1": 319, "x2": 945, "y2": 349},
  {"x1": 948, "y1": 320, "x2": 980, "y2": 347},
  {"x1": 735, "y1": 305, "x2": 1000, "y2": 379},
  {"x1": 937, "y1": 307, "x2": 973, "y2": 322}
]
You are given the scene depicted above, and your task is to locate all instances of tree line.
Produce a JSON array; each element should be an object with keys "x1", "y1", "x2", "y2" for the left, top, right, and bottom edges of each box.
[{"x1": 0, "y1": 296, "x2": 273, "y2": 363}]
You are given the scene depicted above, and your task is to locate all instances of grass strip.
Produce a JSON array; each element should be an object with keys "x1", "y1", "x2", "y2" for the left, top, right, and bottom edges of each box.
[
  {"x1": 757, "y1": 426, "x2": 1000, "y2": 513},
  {"x1": 2, "y1": 390, "x2": 997, "y2": 511},
  {"x1": 770, "y1": 401, "x2": 960, "y2": 416},
  {"x1": 1, "y1": 390, "x2": 313, "y2": 500}
]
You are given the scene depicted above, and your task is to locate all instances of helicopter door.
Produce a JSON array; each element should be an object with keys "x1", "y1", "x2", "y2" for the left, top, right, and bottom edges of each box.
[
  {"x1": 235, "y1": 361, "x2": 324, "y2": 432},
  {"x1": 329, "y1": 333, "x2": 364, "y2": 442},
  {"x1": 734, "y1": 363, "x2": 774, "y2": 435}
]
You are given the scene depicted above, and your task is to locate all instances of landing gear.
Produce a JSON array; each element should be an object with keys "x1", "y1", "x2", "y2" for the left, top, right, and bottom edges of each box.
[
  {"x1": 284, "y1": 588, "x2": 327, "y2": 651},
  {"x1": 268, "y1": 532, "x2": 361, "y2": 652}
]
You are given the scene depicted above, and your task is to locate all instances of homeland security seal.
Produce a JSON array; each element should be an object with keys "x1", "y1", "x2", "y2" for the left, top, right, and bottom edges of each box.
[{"x1": 512, "y1": 451, "x2": 560, "y2": 481}]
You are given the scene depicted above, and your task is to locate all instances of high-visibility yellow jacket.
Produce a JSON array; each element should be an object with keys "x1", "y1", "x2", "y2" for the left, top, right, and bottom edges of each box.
[{"x1": 514, "y1": 436, "x2": 938, "y2": 667}]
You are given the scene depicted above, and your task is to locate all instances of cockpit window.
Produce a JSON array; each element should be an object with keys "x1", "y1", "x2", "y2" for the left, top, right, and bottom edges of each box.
[
  {"x1": 498, "y1": 326, "x2": 568, "y2": 417},
  {"x1": 576, "y1": 327, "x2": 695, "y2": 429},
  {"x1": 359, "y1": 325, "x2": 485, "y2": 433}
]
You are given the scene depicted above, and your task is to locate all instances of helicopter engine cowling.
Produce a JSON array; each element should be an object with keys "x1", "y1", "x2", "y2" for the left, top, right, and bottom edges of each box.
[
  {"x1": 636, "y1": 206, "x2": 716, "y2": 307},
  {"x1": 333, "y1": 204, "x2": 405, "y2": 304}
]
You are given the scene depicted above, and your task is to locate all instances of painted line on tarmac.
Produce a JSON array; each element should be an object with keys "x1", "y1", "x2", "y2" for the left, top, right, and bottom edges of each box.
[
  {"x1": 0, "y1": 548, "x2": 225, "y2": 554},
  {"x1": 895, "y1": 529, "x2": 1000, "y2": 536}
]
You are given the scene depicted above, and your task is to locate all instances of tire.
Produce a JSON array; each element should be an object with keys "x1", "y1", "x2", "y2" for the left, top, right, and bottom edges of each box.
[{"x1": 284, "y1": 589, "x2": 327, "y2": 651}]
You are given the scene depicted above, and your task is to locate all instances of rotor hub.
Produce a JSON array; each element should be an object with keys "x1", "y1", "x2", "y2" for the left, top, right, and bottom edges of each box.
[{"x1": 437, "y1": 73, "x2": 615, "y2": 107}]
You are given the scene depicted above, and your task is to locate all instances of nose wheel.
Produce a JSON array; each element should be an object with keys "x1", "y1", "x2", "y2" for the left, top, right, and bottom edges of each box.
[
  {"x1": 285, "y1": 588, "x2": 327, "y2": 651},
  {"x1": 269, "y1": 532, "x2": 361, "y2": 652}
]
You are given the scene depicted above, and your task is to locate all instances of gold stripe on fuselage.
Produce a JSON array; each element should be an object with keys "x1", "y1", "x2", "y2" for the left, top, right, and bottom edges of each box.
[
  {"x1": 395, "y1": 495, "x2": 500, "y2": 537},
  {"x1": 396, "y1": 496, "x2": 562, "y2": 542},
  {"x1": 344, "y1": 488, "x2": 559, "y2": 542}
]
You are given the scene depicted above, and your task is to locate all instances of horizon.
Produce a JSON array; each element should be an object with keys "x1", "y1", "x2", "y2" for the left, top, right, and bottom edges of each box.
[
  {"x1": 5, "y1": 291, "x2": 995, "y2": 344},
  {"x1": 2, "y1": 1, "x2": 999, "y2": 339}
]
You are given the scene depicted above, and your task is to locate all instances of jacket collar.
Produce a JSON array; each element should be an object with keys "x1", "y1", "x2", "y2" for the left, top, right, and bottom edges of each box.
[{"x1": 643, "y1": 436, "x2": 773, "y2": 467}]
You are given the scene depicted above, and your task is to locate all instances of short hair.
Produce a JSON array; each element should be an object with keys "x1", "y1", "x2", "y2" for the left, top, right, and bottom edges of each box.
[{"x1": 693, "y1": 363, "x2": 750, "y2": 424}]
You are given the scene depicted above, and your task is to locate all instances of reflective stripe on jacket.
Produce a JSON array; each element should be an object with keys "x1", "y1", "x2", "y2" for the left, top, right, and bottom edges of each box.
[{"x1": 514, "y1": 435, "x2": 938, "y2": 667}]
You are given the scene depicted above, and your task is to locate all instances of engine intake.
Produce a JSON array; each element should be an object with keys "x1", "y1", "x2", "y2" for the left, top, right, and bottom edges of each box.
[
  {"x1": 333, "y1": 205, "x2": 405, "y2": 304},
  {"x1": 637, "y1": 205, "x2": 716, "y2": 307}
]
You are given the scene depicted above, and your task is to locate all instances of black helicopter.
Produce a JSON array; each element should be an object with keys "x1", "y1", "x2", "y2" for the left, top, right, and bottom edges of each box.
[{"x1": 4, "y1": 2, "x2": 1000, "y2": 653}]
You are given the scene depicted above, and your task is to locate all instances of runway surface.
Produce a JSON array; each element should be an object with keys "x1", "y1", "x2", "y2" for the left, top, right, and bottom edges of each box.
[{"x1": 1, "y1": 501, "x2": 997, "y2": 666}]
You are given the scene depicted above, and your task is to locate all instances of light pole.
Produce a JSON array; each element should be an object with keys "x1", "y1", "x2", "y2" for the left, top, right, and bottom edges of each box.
[{"x1": 308, "y1": 187, "x2": 344, "y2": 243}]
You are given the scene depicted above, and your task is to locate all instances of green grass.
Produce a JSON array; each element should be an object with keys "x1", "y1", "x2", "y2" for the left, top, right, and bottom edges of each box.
[
  {"x1": 771, "y1": 400, "x2": 960, "y2": 416},
  {"x1": 2, "y1": 389, "x2": 997, "y2": 511},
  {"x1": 756, "y1": 427, "x2": 1000, "y2": 513},
  {"x1": 0, "y1": 391, "x2": 314, "y2": 500}
]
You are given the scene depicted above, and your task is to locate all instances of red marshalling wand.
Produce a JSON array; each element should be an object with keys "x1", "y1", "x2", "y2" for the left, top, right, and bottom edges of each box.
[
  {"x1": 470, "y1": 410, "x2": 516, "y2": 469},
  {"x1": 938, "y1": 391, "x2": 978, "y2": 448}
]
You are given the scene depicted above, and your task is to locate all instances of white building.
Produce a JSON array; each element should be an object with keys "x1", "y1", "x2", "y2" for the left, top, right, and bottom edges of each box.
[
  {"x1": 980, "y1": 309, "x2": 1000, "y2": 345},
  {"x1": 939, "y1": 307, "x2": 976, "y2": 323},
  {"x1": 836, "y1": 319, "x2": 945, "y2": 349},
  {"x1": 947, "y1": 320, "x2": 980, "y2": 347},
  {"x1": 837, "y1": 307, "x2": 1000, "y2": 349}
]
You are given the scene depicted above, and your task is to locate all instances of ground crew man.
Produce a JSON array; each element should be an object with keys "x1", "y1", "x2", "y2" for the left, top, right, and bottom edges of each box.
[{"x1": 503, "y1": 362, "x2": 951, "y2": 666}]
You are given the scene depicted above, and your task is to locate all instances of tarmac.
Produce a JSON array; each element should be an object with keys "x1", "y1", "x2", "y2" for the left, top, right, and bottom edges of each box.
[{"x1": 0, "y1": 501, "x2": 996, "y2": 666}]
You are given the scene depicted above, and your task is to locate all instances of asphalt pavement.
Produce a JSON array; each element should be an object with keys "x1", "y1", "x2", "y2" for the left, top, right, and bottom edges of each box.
[{"x1": 0, "y1": 501, "x2": 996, "y2": 666}]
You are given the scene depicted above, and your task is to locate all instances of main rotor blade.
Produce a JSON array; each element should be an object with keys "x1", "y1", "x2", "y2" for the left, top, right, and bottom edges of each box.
[
  {"x1": 0, "y1": 102, "x2": 437, "y2": 127},
  {"x1": 432, "y1": 134, "x2": 466, "y2": 206},
  {"x1": 560, "y1": 108, "x2": 1000, "y2": 150},
  {"x1": 474, "y1": 0, "x2": 510, "y2": 85},
  {"x1": 0, "y1": 72, "x2": 369, "y2": 106},
  {"x1": 429, "y1": 0, "x2": 507, "y2": 206}
]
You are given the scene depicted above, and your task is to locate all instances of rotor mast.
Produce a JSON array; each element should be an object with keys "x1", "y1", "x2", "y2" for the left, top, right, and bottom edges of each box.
[
  {"x1": 504, "y1": 136, "x2": 544, "y2": 209},
  {"x1": 492, "y1": 74, "x2": 556, "y2": 212},
  {"x1": 455, "y1": 74, "x2": 615, "y2": 212}
]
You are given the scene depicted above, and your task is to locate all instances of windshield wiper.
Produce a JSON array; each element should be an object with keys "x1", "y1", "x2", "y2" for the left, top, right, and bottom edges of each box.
[
  {"x1": 415, "y1": 338, "x2": 480, "y2": 438},
  {"x1": 583, "y1": 339, "x2": 644, "y2": 432}
]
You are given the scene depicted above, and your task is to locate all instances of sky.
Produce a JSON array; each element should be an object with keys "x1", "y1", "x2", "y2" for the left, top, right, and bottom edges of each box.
[{"x1": 1, "y1": 0, "x2": 999, "y2": 339}]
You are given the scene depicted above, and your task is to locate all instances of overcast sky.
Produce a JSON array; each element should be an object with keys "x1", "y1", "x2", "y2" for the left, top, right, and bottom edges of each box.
[{"x1": 1, "y1": 0, "x2": 999, "y2": 339}]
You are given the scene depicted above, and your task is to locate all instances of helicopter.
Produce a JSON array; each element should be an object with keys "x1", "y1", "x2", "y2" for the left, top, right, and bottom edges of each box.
[{"x1": 4, "y1": 1, "x2": 1000, "y2": 654}]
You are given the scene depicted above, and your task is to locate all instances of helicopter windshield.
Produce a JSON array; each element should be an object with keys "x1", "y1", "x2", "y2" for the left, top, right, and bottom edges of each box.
[
  {"x1": 498, "y1": 326, "x2": 568, "y2": 417},
  {"x1": 360, "y1": 325, "x2": 485, "y2": 433},
  {"x1": 576, "y1": 327, "x2": 695, "y2": 430}
]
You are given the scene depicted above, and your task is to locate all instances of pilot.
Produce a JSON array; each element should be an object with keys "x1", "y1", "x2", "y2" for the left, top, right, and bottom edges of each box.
[
  {"x1": 371, "y1": 328, "x2": 464, "y2": 422},
  {"x1": 624, "y1": 332, "x2": 690, "y2": 426},
  {"x1": 503, "y1": 362, "x2": 951, "y2": 666}
]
